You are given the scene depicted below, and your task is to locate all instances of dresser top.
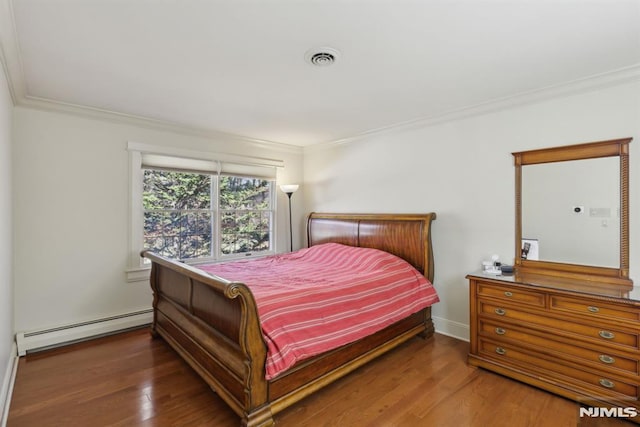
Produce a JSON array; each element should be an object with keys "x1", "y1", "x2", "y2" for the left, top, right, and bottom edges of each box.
[{"x1": 467, "y1": 271, "x2": 640, "y2": 303}]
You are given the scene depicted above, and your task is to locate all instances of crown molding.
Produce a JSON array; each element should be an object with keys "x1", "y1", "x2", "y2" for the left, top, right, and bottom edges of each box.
[
  {"x1": 17, "y1": 94, "x2": 304, "y2": 154},
  {"x1": 0, "y1": 0, "x2": 23, "y2": 105},
  {"x1": 18, "y1": 60, "x2": 638, "y2": 155},
  {"x1": 307, "y1": 63, "x2": 640, "y2": 151}
]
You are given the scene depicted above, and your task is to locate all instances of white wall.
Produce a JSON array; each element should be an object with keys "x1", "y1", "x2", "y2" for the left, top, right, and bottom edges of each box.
[
  {"x1": 0, "y1": 59, "x2": 14, "y2": 417},
  {"x1": 303, "y1": 81, "x2": 640, "y2": 340},
  {"x1": 12, "y1": 108, "x2": 304, "y2": 333}
]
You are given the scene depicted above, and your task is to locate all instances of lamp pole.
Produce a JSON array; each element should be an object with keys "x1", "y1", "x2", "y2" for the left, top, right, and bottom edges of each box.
[
  {"x1": 279, "y1": 184, "x2": 299, "y2": 252},
  {"x1": 286, "y1": 191, "x2": 294, "y2": 252}
]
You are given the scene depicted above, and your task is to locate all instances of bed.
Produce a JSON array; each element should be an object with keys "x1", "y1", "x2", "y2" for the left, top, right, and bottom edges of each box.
[{"x1": 141, "y1": 212, "x2": 437, "y2": 426}]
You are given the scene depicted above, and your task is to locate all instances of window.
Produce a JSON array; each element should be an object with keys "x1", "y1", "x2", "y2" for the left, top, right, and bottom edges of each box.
[
  {"x1": 143, "y1": 170, "x2": 273, "y2": 261},
  {"x1": 127, "y1": 142, "x2": 284, "y2": 280},
  {"x1": 143, "y1": 170, "x2": 213, "y2": 260},
  {"x1": 219, "y1": 176, "x2": 272, "y2": 255}
]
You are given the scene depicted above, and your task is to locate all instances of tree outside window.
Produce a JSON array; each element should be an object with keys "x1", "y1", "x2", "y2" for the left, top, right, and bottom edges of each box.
[{"x1": 143, "y1": 169, "x2": 272, "y2": 260}]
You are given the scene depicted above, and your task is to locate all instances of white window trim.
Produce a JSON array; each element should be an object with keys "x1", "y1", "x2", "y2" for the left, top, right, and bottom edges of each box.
[
  {"x1": 126, "y1": 149, "x2": 147, "y2": 282},
  {"x1": 126, "y1": 142, "x2": 284, "y2": 282}
]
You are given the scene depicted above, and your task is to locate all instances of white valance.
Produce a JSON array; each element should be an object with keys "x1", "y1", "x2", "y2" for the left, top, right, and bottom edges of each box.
[{"x1": 128, "y1": 141, "x2": 283, "y2": 179}]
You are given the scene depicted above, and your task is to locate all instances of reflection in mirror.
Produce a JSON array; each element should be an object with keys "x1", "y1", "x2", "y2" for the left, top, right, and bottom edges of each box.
[{"x1": 521, "y1": 157, "x2": 619, "y2": 268}]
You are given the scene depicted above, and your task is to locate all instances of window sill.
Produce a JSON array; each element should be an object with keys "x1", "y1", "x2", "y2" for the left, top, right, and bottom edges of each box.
[{"x1": 126, "y1": 267, "x2": 151, "y2": 283}]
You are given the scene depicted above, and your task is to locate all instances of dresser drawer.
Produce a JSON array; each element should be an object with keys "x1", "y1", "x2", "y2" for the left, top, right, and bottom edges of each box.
[
  {"x1": 479, "y1": 300, "x2": 640, "y2": 350},
  {"x1": 478, "y1": 338, "x2": 639, "y2": 400},
  {"x1": 478, "y1": 319, "x2": 639, "y2": 376},
  {"x1": 550, "y1": 295, "x2": 640, "y2": 323},
  {"x1": 476, "y1": 282, "x2": 545, "y2": 307}
]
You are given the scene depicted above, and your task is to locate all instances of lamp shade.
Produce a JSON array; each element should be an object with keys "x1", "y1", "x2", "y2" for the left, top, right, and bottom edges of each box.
[{"x1": 280, "y1": 184, "x2": 299, "y2": 194}]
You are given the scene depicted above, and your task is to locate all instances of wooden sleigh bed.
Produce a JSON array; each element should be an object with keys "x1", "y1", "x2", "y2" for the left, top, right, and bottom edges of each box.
[{"x1": 141, "y1": 212, "x2": 437, "y2": 426}]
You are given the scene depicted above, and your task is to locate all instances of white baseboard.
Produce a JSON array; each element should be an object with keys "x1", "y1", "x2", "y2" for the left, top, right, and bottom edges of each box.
[
  {"x1": 0, "y1": 342, "x2": 18, "y2": 427},
  {"x1": 15, "y1": 309, "x2": 153, "y2": 356},
  {"x1": 433, "y1": 316, "x2": 470, "y2": 342}
]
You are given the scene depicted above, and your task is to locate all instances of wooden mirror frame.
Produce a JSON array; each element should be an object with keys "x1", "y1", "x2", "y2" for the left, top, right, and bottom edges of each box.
[{"x1": 513, "y1": 138, "x2": 632, "y2": 286}]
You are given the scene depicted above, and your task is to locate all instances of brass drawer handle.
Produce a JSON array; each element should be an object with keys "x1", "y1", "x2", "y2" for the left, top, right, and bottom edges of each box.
[
  {"x1": 495, "y1": 347, "x2": 506, "y2": 355},
  {"x1": 495, "y1": 327, "x2": 506, "y2": 335},
  {"x1": 587, "y1": 306, "x2": 600, "y2": 313},
  {"x1": 599, "y1": 379, "x2": 615, "y2": 389},
  {"x1": 599, "y1": 330, "x2": 615, "y2": 340},
  {"x1": 599, "y1": 355, "x2": 615, "y2": 364},
  {"x1": 504, "y1": 291, "x2": 513, "y2": 297},
  {"x1": 495, "y1": 308, "x2": 506, "y2": 316}
]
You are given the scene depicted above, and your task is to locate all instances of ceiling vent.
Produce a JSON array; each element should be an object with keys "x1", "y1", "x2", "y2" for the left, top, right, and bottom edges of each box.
[{"x1": 305, "y1": 47, "x2": 340, "y2": 67}]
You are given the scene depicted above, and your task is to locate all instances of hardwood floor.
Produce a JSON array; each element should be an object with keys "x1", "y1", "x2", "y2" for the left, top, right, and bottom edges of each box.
[{"x1": 7, "y1": 328, "x2": 634, "y2": 426}]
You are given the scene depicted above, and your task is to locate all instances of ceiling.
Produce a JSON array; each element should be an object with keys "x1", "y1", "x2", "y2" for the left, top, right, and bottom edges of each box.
[{"x1": 1, "y1": 0, "x2": 639, "y2": 147}]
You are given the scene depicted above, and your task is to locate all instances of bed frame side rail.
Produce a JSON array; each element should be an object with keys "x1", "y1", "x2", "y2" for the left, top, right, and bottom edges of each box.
[{"x1": 142, "y1": 250, "x2": 272, "y2": 424}]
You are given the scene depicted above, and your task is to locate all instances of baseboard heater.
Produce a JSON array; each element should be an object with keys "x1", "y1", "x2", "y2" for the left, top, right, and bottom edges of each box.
[{"x1": 15, "y1": 309, "x2": 153, "y2": 356}]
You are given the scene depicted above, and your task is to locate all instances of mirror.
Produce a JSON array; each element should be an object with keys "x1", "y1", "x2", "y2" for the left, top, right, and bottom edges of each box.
[
  {"x1": 521, "y1": 157, "x2": 619, "y2": 267},
  {"x1": 513, "y1": 138, "x2": 631, "y2": 284}
]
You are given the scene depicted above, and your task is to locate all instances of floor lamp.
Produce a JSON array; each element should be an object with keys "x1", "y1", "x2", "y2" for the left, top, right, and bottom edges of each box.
[{"x1": 280, "y1": 184, "x2": 299, "y2": 252}]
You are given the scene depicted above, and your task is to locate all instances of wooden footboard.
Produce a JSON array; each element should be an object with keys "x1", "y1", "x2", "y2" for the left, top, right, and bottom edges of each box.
[
  {"x1": 144, "y1": 253, "x2": 273, "y2": 424},
  {"x1": 142, "y1": 212, "x2": 436, "y2": 426}
]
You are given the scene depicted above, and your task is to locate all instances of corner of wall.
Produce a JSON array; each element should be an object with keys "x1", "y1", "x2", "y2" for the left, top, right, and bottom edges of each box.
[
  {"x1": 433, "y1": 316, "x2": 469, "y2": 342},
  {"x1": 0, "y1": 342, "x2": 18, "y2": 427}
]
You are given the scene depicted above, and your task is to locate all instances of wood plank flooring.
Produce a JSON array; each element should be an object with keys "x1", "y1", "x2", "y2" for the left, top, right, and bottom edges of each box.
[{"x1": 7, "y1": 328, "x2": 635, "y2": 426}]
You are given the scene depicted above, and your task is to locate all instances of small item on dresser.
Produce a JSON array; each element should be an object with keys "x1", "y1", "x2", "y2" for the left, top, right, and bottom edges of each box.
[
  {"x1": 500, "y1": 265, "x2": 514, "y2": 275},
  {"x1": 482, "y1": 259, "x2": 501, "y2": 275}
]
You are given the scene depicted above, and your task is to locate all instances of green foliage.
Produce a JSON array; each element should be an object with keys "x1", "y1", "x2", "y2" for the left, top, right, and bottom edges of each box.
[
  {"x1": 143, "y1": 170, "x2": 272, "y2": 259},
  {"x1": 219, "y1": 176, "x2": 271, "y2": 254},
  {"x1": 143, "y1": 170, "x2": 210, "y2": 210}
]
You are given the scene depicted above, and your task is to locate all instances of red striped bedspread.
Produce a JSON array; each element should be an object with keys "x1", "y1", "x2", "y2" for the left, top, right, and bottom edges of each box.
[{"x1": 198, "y1": 242, "x2": 439, "y2": 379}]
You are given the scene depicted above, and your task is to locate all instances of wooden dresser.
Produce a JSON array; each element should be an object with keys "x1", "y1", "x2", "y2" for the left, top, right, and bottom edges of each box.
[{"x1": 468, "y1": 272, "x2": 640, "y2": 419}]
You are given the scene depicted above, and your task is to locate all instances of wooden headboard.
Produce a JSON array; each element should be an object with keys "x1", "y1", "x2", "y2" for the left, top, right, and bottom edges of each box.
[{"x1": 307, "y1": 212, "x2": 437, "y2": 282}]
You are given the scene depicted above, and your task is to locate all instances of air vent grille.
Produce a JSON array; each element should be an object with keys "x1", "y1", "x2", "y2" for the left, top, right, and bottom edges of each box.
[{"x1": 305, "y1": 47, "x2": 340, "y2": 67}]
